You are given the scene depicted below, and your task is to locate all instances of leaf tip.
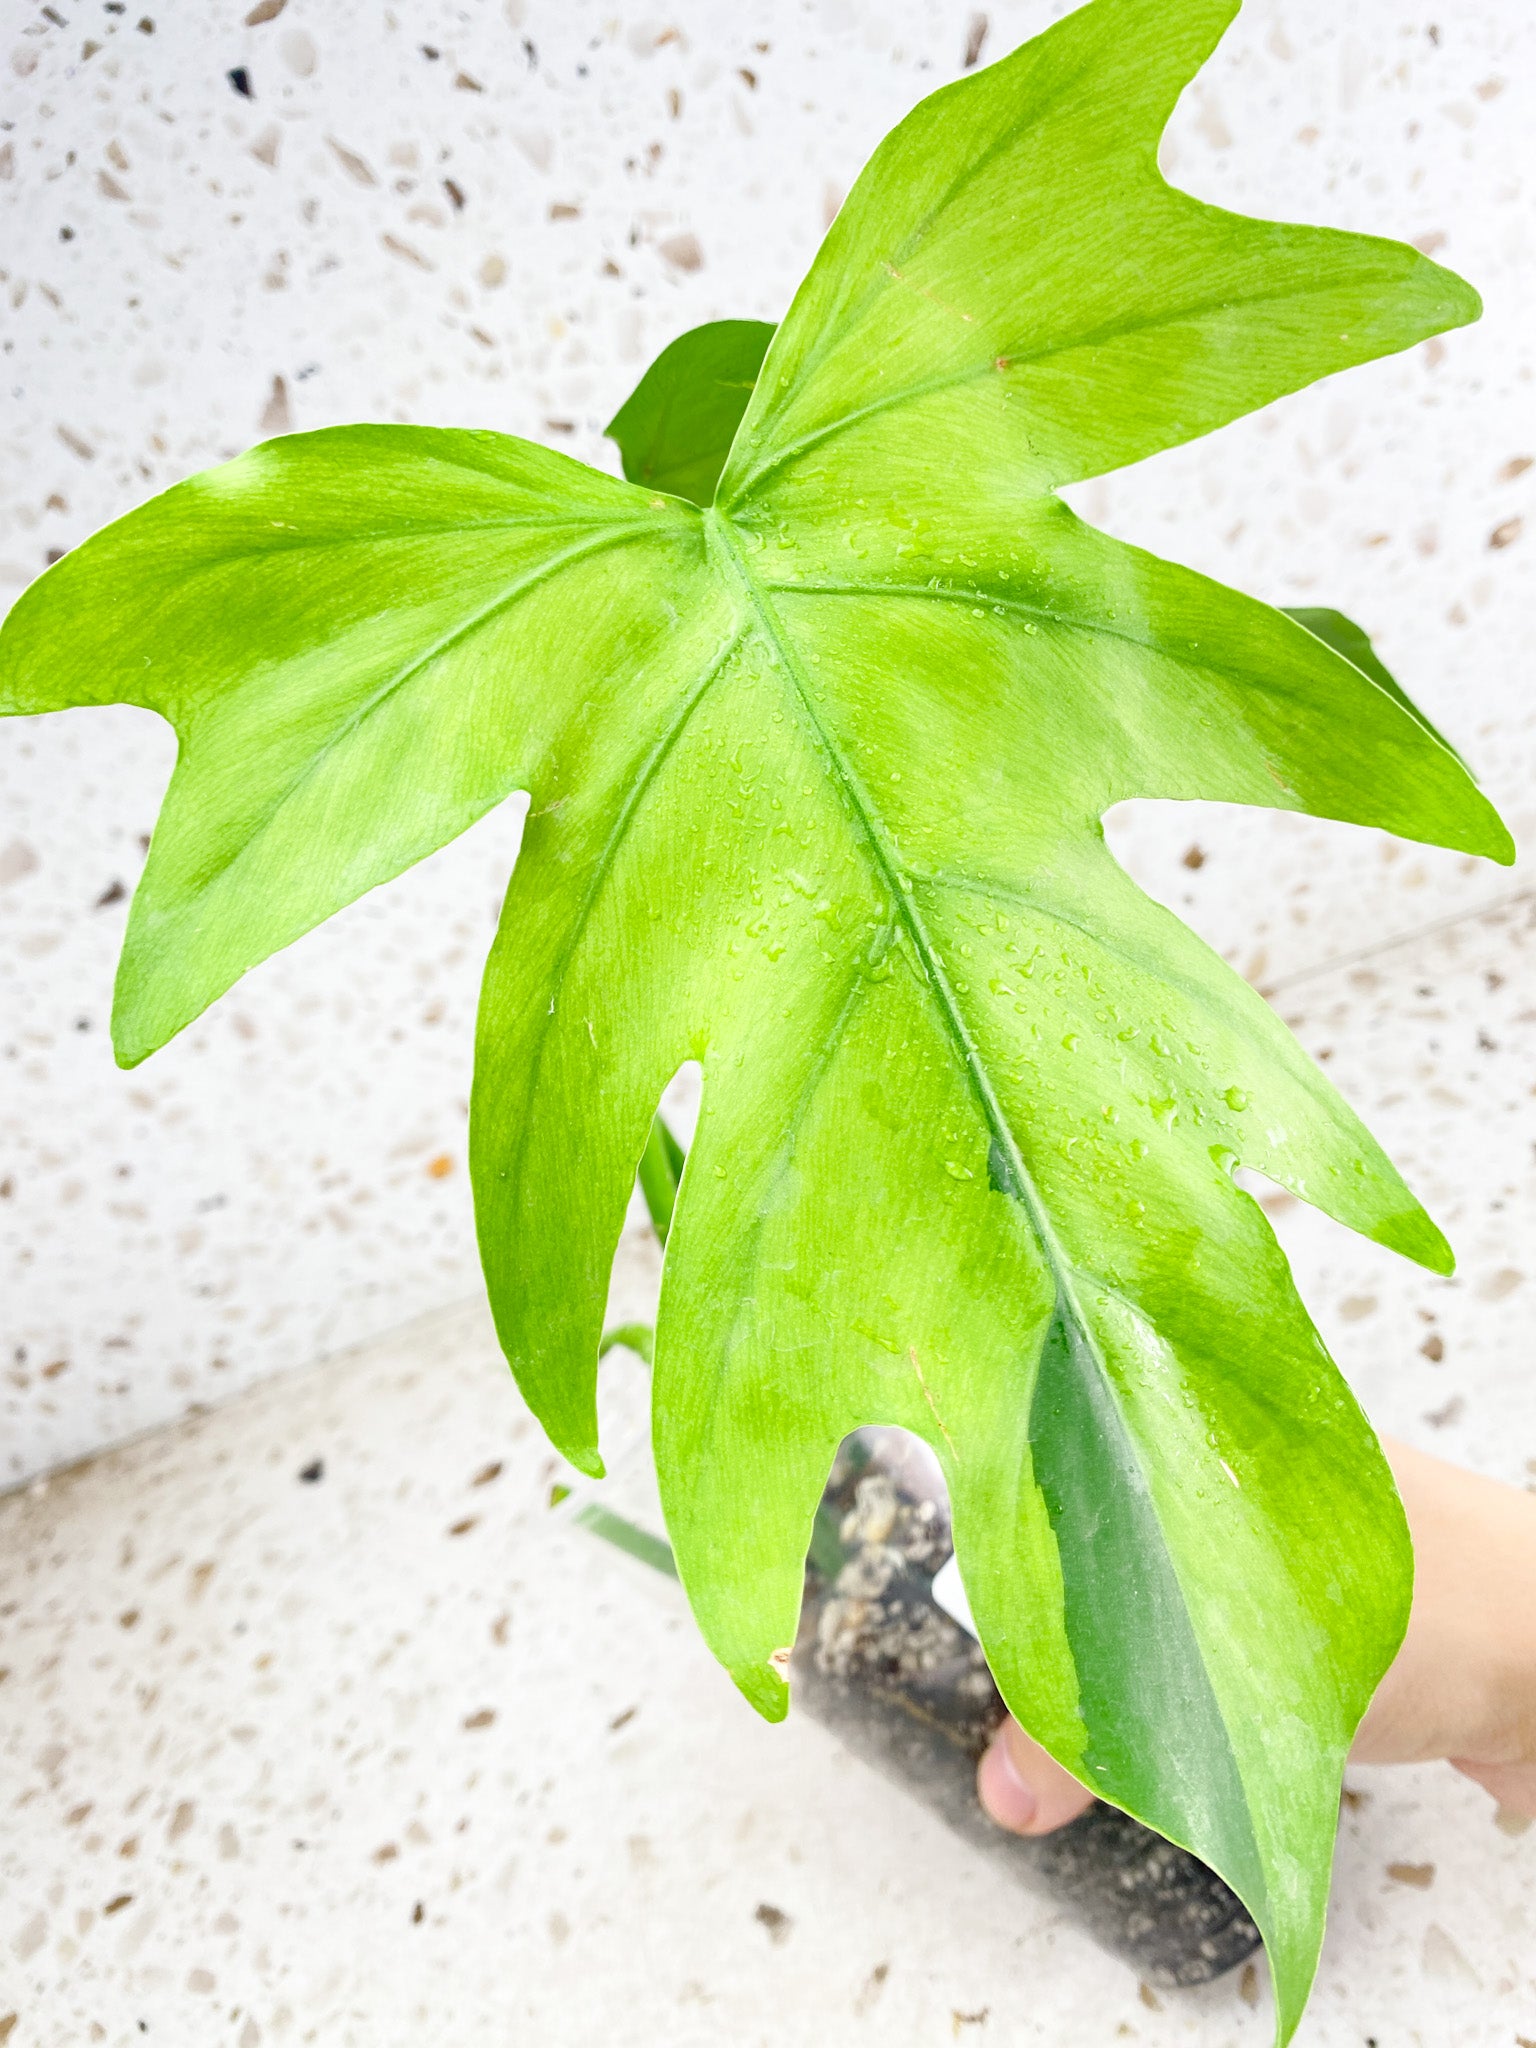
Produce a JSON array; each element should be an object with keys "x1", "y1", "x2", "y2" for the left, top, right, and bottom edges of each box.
[
  {"x1": 1478, "y1": 812, "x2": 1518, "y2": 868},
  {"x1": 565, "y1": 1443, "x2": 606, "y2": 1482},
  {"x1": 109, "y1": 1011, "x2": 156, "y2": 1071},
  {"x1": 1430, "y1": 259, "x2": 1483, "y2": 333},
  {"x1": 731, "y1": 1653, "x2": 791, "y2": 1724},
  {"x1": 1378, "y1": 1206, "x2": 1455, "y2": 1278}
]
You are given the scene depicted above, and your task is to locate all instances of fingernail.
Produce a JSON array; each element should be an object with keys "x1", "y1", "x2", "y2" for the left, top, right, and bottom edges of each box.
[{"x1": 978, "y1": 1728, "x2": 1039, "y2": 1833}]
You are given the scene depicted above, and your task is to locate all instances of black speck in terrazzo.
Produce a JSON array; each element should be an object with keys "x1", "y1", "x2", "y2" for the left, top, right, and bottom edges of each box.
[
  {"x1": 228, "y1": 66, "x2": 253, "y2": 98},
  {"x1": 298, "y1": 1458, "x2": 324, "y2": 1483}
]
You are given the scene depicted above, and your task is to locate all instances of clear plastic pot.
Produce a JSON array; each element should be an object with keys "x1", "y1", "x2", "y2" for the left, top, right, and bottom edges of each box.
[
  {"x1": 794, "y1": 1427, "x2": 1261, "y2": 1989},
  {"x1": 567, "y1": 1391, "x2": 1261, "y2": 1991}
]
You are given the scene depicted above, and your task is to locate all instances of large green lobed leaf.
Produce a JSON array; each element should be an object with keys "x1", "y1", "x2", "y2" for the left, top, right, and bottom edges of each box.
[{"x1": 0, "y1": 1, "x2": 1511, "y2": 2036}]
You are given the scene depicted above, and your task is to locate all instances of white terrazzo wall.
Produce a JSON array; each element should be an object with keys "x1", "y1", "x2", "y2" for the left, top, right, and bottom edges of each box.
[{"x1": 2, "y1": 0, "x2": 1532, "y2": 1483}]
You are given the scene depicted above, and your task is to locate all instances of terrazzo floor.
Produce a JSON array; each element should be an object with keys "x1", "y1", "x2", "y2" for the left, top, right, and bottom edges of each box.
[{"x1": 3, "y1": 893, "x2": 1535, "y2": 2047}]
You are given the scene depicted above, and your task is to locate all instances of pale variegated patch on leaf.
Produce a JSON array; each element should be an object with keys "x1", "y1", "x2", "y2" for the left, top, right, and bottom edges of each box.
[{"x1": 0, "y1": 1, "x2": 1510, "y2": 2036}]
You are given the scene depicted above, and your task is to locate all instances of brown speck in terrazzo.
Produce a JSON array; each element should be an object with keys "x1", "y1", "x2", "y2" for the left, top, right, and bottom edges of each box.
[
  {"x1": 1489, "y1": 517, "x2": 1523, "y2": 549},
  {"x1": 447, "y1": 1516, "x2": 478, "y2": 1536},
  {"x1": 245, "y1": 0, "x2": 287, "y2": 22},
  {"x1": 608, "y1": 1704, "x2": 638, "y2": 1732},
  {"x1": 754, "y1": 1902, "x2": 792, "y2": 1946},
  {"x1": 1387, "y1": 1861, "x2": 1435, "y2": 1888},
  {"x1": 471, "y1": 1462, "x2": 502, "y2": 1486},
  {"x1": 103, "y1": 1894, "x2": 134, "y2": 1915},
  {"x1": 328, "y1": 139, "x2": 377, "y2": 187},
  {"x1": 0, "y1": 839, "x2": 40, "y2": 885},
  {"x1": 1421, "y1": 1333, "x2": 1445, "y2": 1362},
  {"x1": 1477, "y1": 1268, "x2": 1523, "y2": 1301},
  {"x1": 259, "y1": 376, "x2": 292, "y2": 436},
  {"x1": 658, "y1": 232, "x2": 703, "y2": 272},
  {"x1": 853, "y1": 1962, "x2": 889, "y2": 2015},
  {"x1": 952, "y1": 2008, "x2": 989, "y2": 2032},
  {"x1": 383, "y1": 234, "x2": 434, "y2": 271},
  {"x1": 1239, "y1": 1962, "x2": 1260, "y2": 2006},
  {"x1": 463, "y1": 1708, "x2": 496, "y2": 1730}
]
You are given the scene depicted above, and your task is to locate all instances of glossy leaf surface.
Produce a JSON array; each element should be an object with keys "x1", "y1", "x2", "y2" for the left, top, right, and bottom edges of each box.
[{"x1": 0, "y1": 2, "x2": 1511, "y2": 2035}]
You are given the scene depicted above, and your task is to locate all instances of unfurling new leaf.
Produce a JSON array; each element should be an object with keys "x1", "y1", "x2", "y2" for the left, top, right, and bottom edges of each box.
[{"x1": 0, "y1": 1, "x2": 1510, "y2": 2037}]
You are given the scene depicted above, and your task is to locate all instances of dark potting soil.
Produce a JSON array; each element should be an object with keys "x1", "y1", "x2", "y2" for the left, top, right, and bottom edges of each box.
[{"x1": 791, "y1": 1429, "x2": 1262, "y2": 1990}]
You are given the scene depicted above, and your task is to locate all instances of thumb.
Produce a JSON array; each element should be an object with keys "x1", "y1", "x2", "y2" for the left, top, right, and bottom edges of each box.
[{"x1": 977, "y1": 1715, "x2": 1097, "y2": 1835}]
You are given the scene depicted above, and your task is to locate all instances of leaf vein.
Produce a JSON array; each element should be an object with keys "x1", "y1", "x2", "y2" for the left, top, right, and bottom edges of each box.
[{"x1": 179, "y1": 521, "x2": 670, "y2": 897}]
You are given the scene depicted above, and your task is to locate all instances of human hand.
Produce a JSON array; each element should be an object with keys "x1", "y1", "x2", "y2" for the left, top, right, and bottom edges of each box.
[{"x1": 977, "y1": 1436, "x2": 1536, "y2": 1834}]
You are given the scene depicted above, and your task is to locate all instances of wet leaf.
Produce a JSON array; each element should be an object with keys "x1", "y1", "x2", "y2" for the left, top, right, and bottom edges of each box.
[{"x1": 0, "y1": 4, "x2": 1510, "y2": 2037}]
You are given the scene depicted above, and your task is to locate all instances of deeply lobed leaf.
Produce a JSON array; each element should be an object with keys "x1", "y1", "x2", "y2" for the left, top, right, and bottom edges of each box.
[{"x1": 0, "y1": 2, "x2": 1512, "y2": 2037}]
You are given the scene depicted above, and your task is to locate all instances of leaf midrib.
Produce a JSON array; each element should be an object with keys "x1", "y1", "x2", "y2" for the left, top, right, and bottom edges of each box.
[
  {"x1": 481, "y1": 612, "x2": 751, "y2": 1363},
  {"x1": 709, "y1": 511, "x2": 1266, "y2": 1896},
  {"x1": 161, "y1": 521, "x2": 672, "y2": 905},
  {"x1": 706, "y1": 509, "x2": 1085, "y2": 1325},
  {"x1": 720, "y1": 268, "x2": 1398, "y2": 506},
  {"x1": 760, "y1": 573, "x2": 1482, "y2": 795},
  {"x1": 716, "y1": 29, "x2": 1107, "y2": 501}
]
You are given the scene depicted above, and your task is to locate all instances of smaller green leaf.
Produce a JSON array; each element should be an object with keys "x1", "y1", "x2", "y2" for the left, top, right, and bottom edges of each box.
[
  {"x1": 1281, "y1": 605, "x2": 1464, "y2": 764},
  {"x1": 598, "y1": 1321, "x2": 655, "y2": 1367},
  {"x1": 605, "y1": 319, "x2": 775, "y2": 507},
  {"x1": 635, "y1": 1115, "x2": 685, "y2": 1245}
]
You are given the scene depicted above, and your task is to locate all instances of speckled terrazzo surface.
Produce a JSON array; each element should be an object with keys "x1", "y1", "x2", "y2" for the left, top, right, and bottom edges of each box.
[
  {"x1": 1, "y1": 3, "x2": 1534, "y2": 2040},
  {"x1": 2, "y1": 0, "x2": 1533, "y2": 1480},
  {"x1": 3, "y1": 897, "x2": 1536, "y2": 2048}
]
